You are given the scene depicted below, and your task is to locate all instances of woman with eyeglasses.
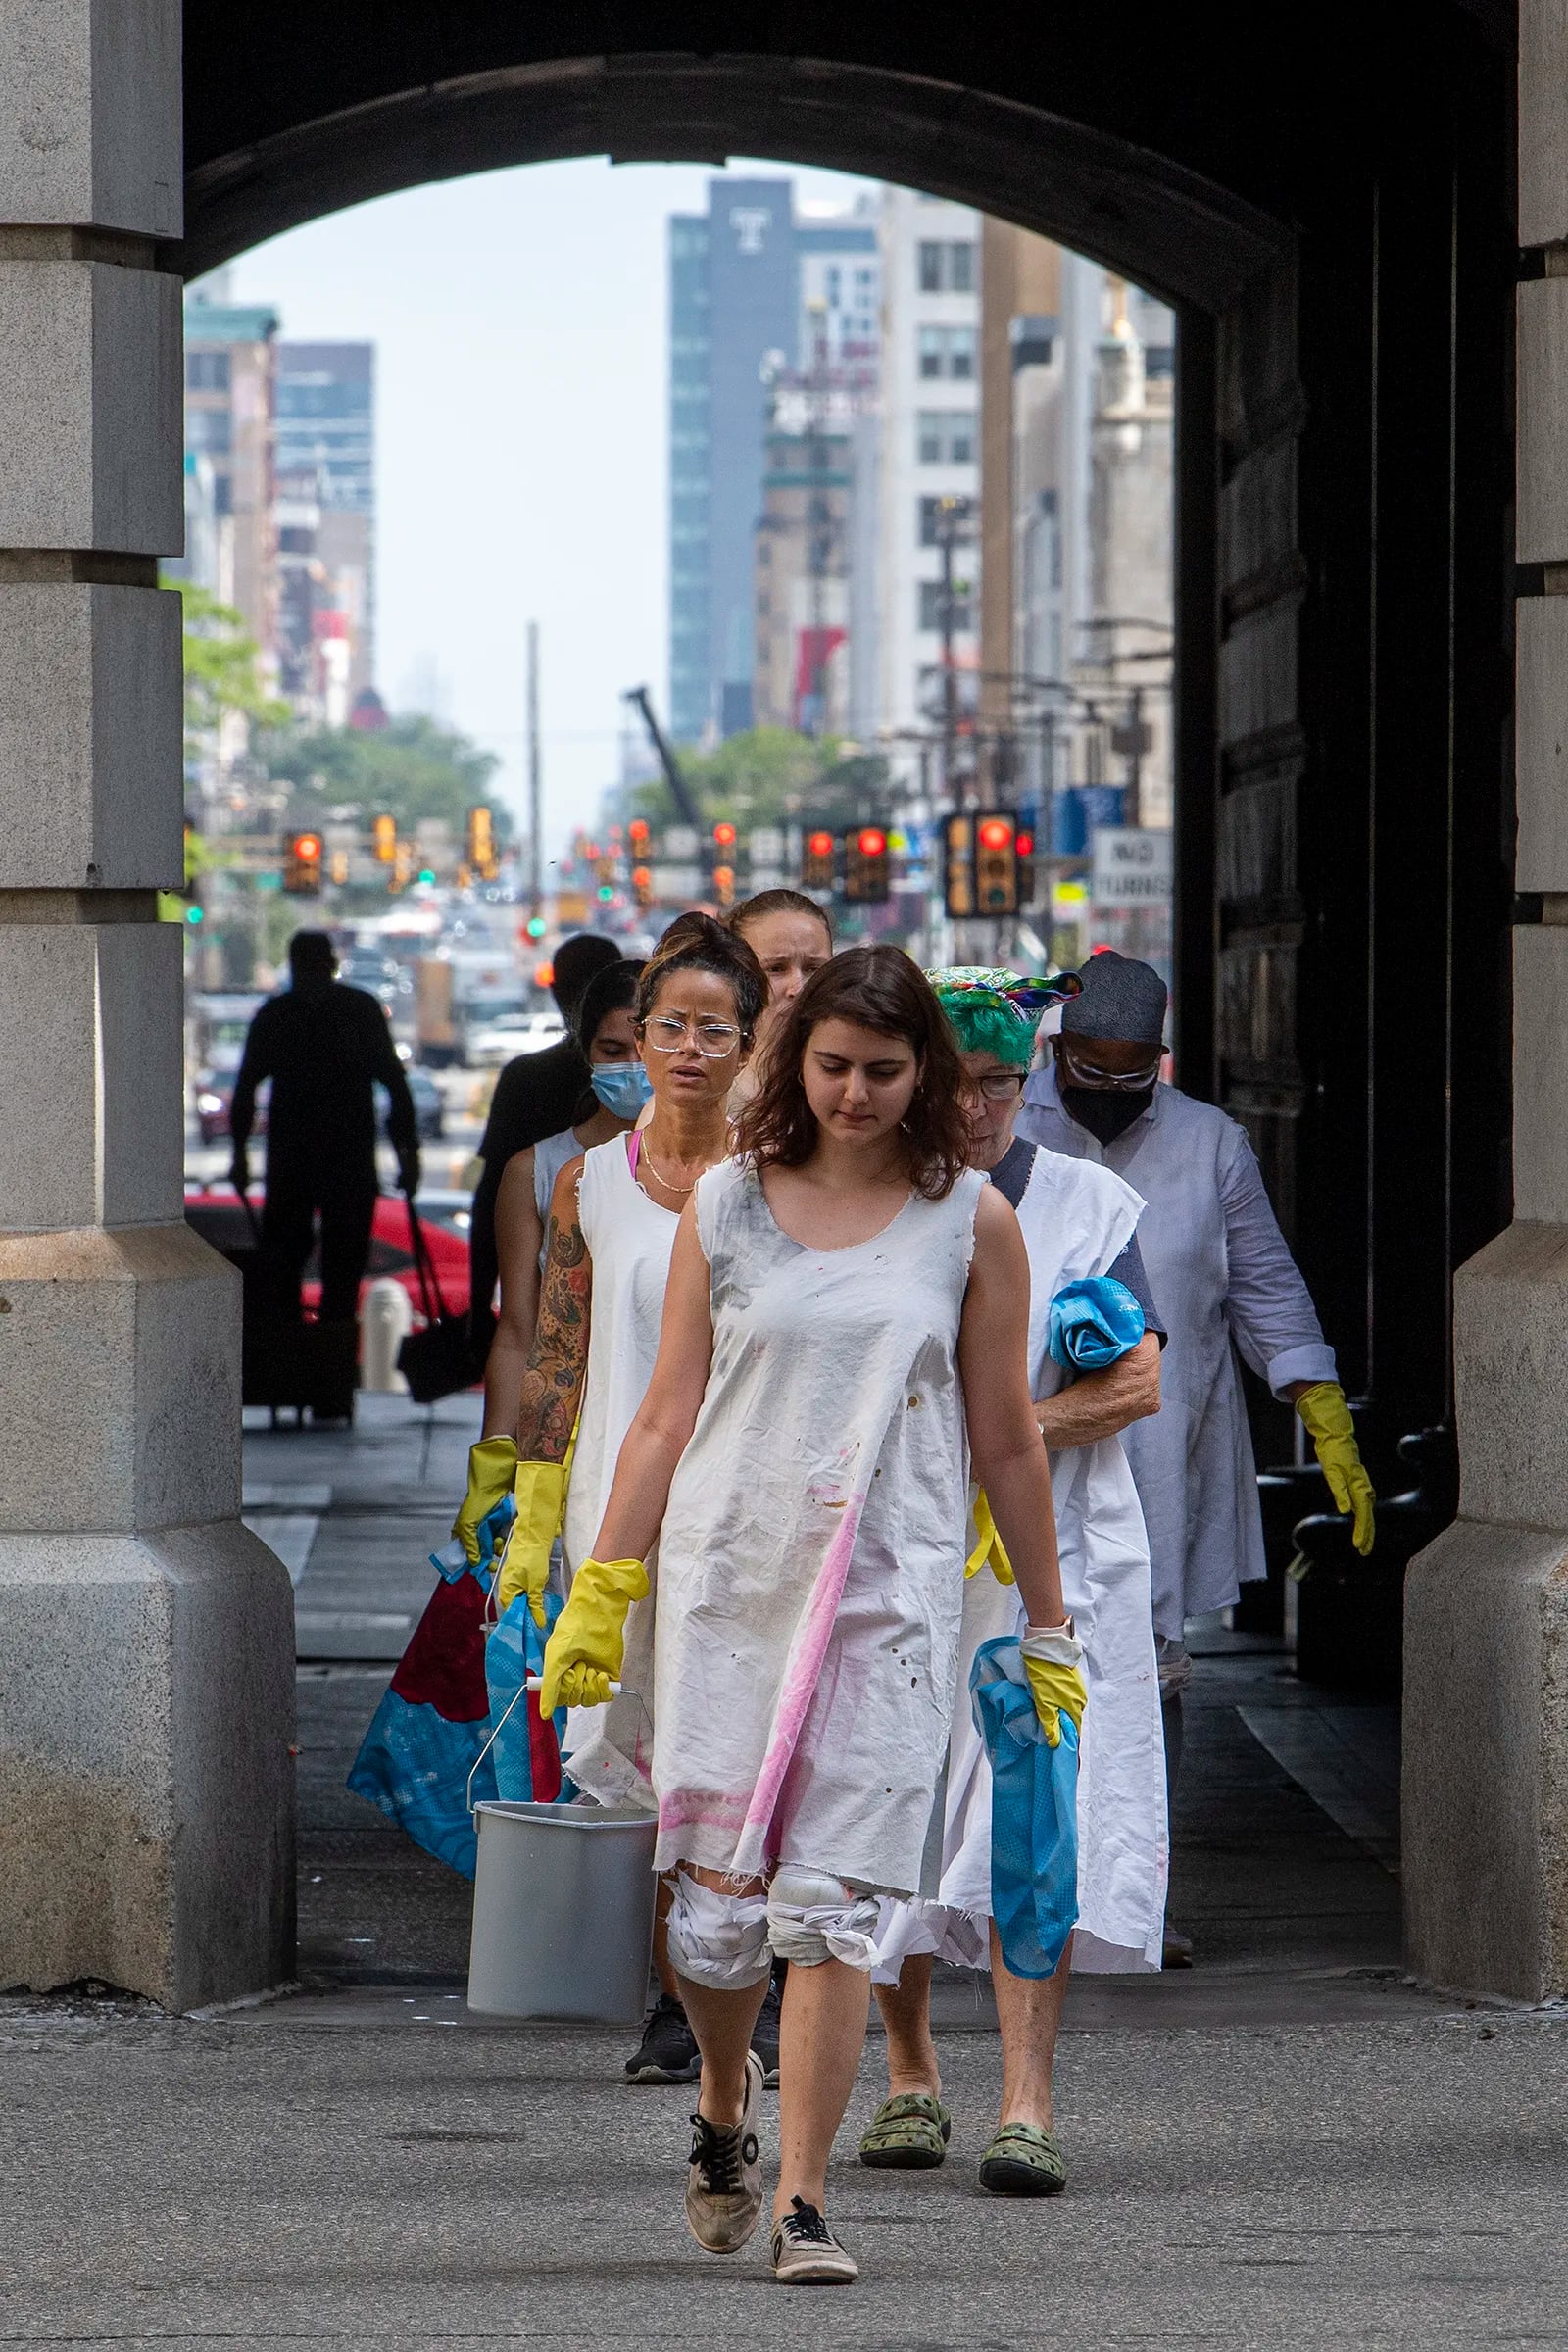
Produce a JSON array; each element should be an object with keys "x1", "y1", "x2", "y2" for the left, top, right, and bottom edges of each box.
[
  {"x1": 860, "y1": 968, "x2": 1167, "y2": 2199},
  {"x1": 539, "y1": 946, "x2": 1078, "y2": 2286},
  {"x1": 492, "y1": 910, "x2": 769, "y2": 2084}
]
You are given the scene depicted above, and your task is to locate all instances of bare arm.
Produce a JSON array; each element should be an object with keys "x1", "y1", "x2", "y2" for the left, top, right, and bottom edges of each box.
[
  {"x1": 1036, "y1": 1331, "x2": 1161, "y2": 1449},
  {"x1": 588, "y1": 1200, "x2": 715, "y2": 1563},
  {"x1": 513, "y1": 1158, "x2": 592, "y2": 1462},
  {"x1": 959, "y1": 1185, "x2": 1066, "y2": 1628},
  {"x1": 480, "y1": 1149, "x2": 544, "y2": 1438}
]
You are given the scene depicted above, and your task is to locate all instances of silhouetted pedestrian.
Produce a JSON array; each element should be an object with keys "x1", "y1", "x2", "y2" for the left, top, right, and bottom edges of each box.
[{"x1": 230, "y1": 930, "x2": 419, "y2": 1323}]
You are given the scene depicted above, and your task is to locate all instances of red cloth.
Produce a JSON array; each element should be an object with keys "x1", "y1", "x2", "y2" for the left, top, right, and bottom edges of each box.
[{"x1": 390, "y1": 1572, "x2": 491, "y2": 1723}]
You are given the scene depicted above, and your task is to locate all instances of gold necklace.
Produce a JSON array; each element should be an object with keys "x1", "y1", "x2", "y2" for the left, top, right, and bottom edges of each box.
[{"x1": 639, "y1": 1120, "x2": 734, "y2": 1200}]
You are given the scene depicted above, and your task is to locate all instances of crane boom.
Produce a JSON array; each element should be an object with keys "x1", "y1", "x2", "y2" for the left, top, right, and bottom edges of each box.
[{"x1": 623, "y1": 685, "x2": 703, "y2": 831}]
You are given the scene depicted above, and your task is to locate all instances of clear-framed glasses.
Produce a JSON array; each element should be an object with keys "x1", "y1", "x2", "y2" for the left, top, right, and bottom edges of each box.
[
  {"x1": 643, "y1": 1013, "x2": 742, "y2": 1058},
  {"x1": 959, "y1": 1070, "x2": 1028, "y2": 1103},
  {"x1": 1056, "y1": 1039, "x2": 1163, "y2": 1091}
]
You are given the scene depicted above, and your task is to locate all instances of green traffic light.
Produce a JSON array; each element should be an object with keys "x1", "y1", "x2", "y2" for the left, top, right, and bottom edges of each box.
[
  {"x1": 418, "y1": 868, "x2": 435, "y2": 884},
  {"x1": 186, "y1": 906, "x2": 204, "y2": 924},
  {"x1": 525, "y1": 916, "x2": 547, "y2": 939},
  {"x1": 596, "y1": 884, "x2": 614, "y2": 901}
]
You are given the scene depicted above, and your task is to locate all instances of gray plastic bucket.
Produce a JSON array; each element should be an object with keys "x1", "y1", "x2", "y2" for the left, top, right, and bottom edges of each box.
[{"x1": 466, "y1": 1800, "x2": 659, "y2": 2024}]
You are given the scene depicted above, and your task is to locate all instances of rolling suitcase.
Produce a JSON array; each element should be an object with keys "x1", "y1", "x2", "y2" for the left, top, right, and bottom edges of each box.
[{"x1": 232, "y1": 1189, "x2": 359, "y2": 1424}]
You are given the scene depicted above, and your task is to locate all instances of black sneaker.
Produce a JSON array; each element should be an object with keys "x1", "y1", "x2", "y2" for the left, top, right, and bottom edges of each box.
[
  {"x1": 750, "y1": 1969, "x2": 782, "y2": 2087},
  {"x1": 624, "y1": 1991, "x2": 701, "y2": 2084}
]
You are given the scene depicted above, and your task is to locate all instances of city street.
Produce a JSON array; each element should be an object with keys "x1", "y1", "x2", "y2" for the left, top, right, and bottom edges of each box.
[{"x1": 6, "y1": 1394, "x2": 1567, "y2": 2345}]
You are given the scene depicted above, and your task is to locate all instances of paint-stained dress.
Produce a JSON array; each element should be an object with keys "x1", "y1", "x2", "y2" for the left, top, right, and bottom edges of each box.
[{"x1": 651, "y1": 1158, "x2": 984, "y2": 1894}]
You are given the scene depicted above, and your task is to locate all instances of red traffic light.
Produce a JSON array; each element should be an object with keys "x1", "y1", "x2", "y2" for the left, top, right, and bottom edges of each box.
[
  {"x1": 628, "y1": 818, "x2": 651, "y2": 845},
  {"x1": 808, "y1": 830, "x2": 834, "y2": 858},
  {"x1": 712, "y1": 821, "x2": 737, "y2": 849},
  {"x1": 977, "y1": 816, "x2": 1013, "y2": 852},
  {"x1": 294, "y1": 832, "x2": 321, "y2": 860},
  {"x1": 1015, "y1": 829, "x2": 1035, "y2": 858},
  {"x1": 857, "y1": 827, "x2": 887, "y2": 858}
]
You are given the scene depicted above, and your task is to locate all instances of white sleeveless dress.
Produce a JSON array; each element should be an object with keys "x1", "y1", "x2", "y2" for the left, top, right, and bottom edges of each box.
[
  {"x1": 651, "y1": 1157, "x2": 986, "y2": 1895},
  {"x1": 876, "y1": 1145, "x2": 1168, "y2": 1976},
  {"x1": 555, "y1": 1133, "x2": 677, "y2": 1806}
]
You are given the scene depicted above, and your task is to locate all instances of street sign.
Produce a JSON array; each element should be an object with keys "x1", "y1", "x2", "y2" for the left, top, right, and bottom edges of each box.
[
  {"x1": 663, "y1": 825, "x2": 699, "y2": 858},
  {"x1": 750, "y1": 827, "x2": 784, "y2": 865},
  {"x1": 1091, "y1": 826, "x2": 1173, "y2": 908}
]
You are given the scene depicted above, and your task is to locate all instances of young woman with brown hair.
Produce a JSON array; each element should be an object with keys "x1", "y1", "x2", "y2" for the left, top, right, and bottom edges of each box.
[{"x1": 540, "y1": 944, "x2": 1083, "y2": 2286}]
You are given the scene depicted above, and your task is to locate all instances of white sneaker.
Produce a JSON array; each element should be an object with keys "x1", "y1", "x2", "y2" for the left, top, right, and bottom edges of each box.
[
  {"x1": 770, "y1": 2196, "x2": 859, "y2": 2285},
  {"x1": 684, "y1": 2050, "x2": 764, "y2": 2253}
]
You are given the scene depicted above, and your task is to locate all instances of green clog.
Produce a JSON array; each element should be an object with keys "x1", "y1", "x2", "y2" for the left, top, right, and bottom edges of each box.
[
  {"x1": 858, "y1": 2091, "x2": 953, "y2": 2169},
  {"x1": 977, "y1": 2120, "x2": 1067, "y2": 2196}
]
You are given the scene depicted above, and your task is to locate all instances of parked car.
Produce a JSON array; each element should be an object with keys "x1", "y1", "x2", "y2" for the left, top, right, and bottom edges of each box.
[
  {"x1": 183, "y1": 1186, "x2": 472, "y2": 1324},
  {"x1": 193, "y1": 1046, "x2": 265, "y2": 1146},
  {"x1": 465, "y1": 1007, "x2": 565, "y2": 1067},
  {"x1": 387, "y1": 1064, "x2": 445, "y2": 1141}
]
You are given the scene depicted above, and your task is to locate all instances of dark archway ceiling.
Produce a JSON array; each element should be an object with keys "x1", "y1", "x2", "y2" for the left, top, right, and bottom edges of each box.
[{"x1": 180, "y1": 7, "x2": 1507, "y2": 306}]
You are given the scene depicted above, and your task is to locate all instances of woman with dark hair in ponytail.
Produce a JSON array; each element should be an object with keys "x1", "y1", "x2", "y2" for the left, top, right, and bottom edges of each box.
[{"x1": 541, "y1": 944, "x2": 1081, "y2": 2287}]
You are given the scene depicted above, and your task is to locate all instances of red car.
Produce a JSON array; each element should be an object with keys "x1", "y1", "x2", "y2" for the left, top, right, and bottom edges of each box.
[{"x1": 182, "y1": 1187, "x2": 472, "y2": 1324}]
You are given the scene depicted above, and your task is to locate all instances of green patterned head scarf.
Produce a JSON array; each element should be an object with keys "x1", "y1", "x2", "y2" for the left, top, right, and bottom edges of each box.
[{"x1": 925, "y1": 965, "x2": 1081, "y2": 1067}]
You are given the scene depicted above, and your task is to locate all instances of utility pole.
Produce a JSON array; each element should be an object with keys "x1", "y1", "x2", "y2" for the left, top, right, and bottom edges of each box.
[{"x1": 526, "y1": 618, "x2": 542, "y2": 913}]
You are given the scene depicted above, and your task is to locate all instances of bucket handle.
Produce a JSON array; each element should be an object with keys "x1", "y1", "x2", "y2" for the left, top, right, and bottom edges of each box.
[{"x1": 466, "y1": 1676, "x2": 628, "y2": 1820}]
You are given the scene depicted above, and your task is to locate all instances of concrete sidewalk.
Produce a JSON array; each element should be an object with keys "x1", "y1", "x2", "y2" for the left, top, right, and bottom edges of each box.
[{"x1": 8, "y1": 1396, "x2": 1566, "y2": 2343}]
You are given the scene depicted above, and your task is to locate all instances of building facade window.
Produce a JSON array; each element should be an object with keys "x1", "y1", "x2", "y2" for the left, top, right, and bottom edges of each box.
[
  {"x1": 185, "y1": 349, "x2": 231, "y2": 393},
  {"x1": 919, "y1": 580, "x2": 973, "y2": 632},
  {"x1": 917, "y1": 325, "x2": 976, "y2": 380},
  {"x1": 916, "y1": 411, "x2": 977, "y2": 465},
  {"x1": 917, "y1": 241, "x2": 977, "y2": 293}
]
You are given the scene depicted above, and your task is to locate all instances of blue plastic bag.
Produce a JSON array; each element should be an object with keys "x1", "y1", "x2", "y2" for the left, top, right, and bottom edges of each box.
[
  {"x1": 1048, "y1": 1275, "x2": 1146, "y2": 1372},
  {"x1": 484, "y1": 1588, "x2": 567, "y2": 1802},
  {"x1": 970, "y1": 1635, "x2": 1079, "y2": 1980}
]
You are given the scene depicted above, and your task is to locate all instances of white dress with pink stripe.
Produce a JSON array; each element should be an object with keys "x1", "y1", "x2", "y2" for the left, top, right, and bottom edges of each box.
[{"x1": 650, "y1": 1156, "x2": 984, "y2": 1894}]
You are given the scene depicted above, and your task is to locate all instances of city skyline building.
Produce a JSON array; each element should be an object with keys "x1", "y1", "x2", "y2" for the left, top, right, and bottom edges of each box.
[
  {"x1": 666, "y1": 176, "x2": 877, "y2": 742},
  {"x1": 869, "y1": 186, "x2": 983, "y2": 796},
  {"x1": 179, "y1": 297, "x2": 281, "y2": 680},
  {"x1": 275, "y1": 342, "x2": 376, "y2": 702},
  {"x1": 752, "y1": 373, "x2": 858, "y2": 735}
]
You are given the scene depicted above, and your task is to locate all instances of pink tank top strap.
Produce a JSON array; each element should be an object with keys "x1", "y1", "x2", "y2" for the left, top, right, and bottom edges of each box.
[{"x1": 625, "y1": 1129, "x2": 641, "y2": 1179}]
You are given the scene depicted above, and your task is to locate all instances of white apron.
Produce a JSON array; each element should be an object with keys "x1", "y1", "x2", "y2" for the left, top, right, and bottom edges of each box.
[
  {"x1": 652, "y1": 1159, "x2": 984, "y2": 1894},
  {"x1": 876, "y1": 1145, "x2": 1168, "y2": 1978},
  {"x1": 557, "y1": 1133, "x2": 676, "y2": 1807},
  {"x1": 1016, "y1": 1065, "x2": 1337, "y2": 1638}
]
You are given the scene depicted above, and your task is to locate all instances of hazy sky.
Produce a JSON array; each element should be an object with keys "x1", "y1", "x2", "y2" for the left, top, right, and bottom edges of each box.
[{"x1": 224, "y1": 156, "x2": 877, "y2": 856}]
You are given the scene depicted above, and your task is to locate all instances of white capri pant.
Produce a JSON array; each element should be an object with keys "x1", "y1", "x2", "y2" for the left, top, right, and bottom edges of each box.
[{"x1": 664, "y1": 1866, "x2": 883, "y2": 1987}]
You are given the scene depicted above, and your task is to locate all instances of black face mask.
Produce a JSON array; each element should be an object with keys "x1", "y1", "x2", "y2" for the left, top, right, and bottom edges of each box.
[{"x1": 1061, "y1": 1084, "x2": 1154, "y2": 1146}]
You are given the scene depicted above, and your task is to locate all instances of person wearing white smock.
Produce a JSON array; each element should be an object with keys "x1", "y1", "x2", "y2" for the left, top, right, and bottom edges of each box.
[
  {"x1": 488, "y1": 915, "x2": 767, "y2": 2084},
  {"x1": 539, "y1": 946, "x2": 1085, "y2": 2289},
  {"x1": 861, "y1": 968, "x2": 1167, "y2": 2197},
  {"x1": 1015, "y1": 954, "x2": 1377, "y2": 1950}
]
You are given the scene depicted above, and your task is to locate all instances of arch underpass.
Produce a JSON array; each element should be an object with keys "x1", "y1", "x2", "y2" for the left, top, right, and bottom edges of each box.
[{"x1": 0, "y1": 1, "x2": 1548, "y2": 2011}]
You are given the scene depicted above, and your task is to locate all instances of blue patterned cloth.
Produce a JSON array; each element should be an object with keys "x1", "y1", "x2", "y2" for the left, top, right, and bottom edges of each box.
[
  {"x1": 970, "y1": 1635, "x2": 1079, "y2": 1980},
  {"x1": 1047, "y1": 1275, "x2": 1146, "y2": 1371}
]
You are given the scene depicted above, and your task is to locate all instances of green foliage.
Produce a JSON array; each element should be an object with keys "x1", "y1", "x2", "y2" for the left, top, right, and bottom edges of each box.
[
  {"x1": 168, "y1": 577, "x2": 290, "y2": 747},
  {"x1": 258, "y1": 711, "x2": 507, "y2": 842},
  {"x1": 630, "y1": 727, "x2": 893, "y2": 832}
]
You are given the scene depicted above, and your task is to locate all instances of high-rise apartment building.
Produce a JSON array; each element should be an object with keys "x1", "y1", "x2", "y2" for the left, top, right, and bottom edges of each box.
[
  {"x1": 871, "y1": 187, "x2": 983, "y2": 793},
  {"x1": 273, "y1": 342, "x2": 376, "y2": 714},
  {"x1": 179, "y1": 297, "x2": 280, "y2": 675},
  {"x1": 667, "y1": 179, "x2": 878, "y2": 742},
  {"x1": 753, "y1": 375, "x2": 856, "y2": 735}
]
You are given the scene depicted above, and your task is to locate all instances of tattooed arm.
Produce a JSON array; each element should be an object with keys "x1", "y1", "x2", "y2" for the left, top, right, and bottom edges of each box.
[{"x1": 514, "y1": 1157, "x2": 593, "y2": 1461}]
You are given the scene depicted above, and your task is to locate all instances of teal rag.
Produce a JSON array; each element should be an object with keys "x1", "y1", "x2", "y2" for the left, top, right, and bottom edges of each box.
[
  {"x1": 1047, "y1": 1275, "x2": 1146, "y2": 1371},
  {"x1": 971, "y1": 1635, "x2": 1079, "y2": 1980}
]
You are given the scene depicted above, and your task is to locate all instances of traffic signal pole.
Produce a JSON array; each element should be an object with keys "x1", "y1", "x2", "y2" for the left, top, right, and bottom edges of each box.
[{"x1": 526, "y1": 619, "x2": 542, "y2": 914}]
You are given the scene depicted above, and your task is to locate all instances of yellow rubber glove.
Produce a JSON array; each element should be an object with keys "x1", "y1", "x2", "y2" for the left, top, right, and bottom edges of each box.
[
  {"x1": 452, "y1": 1436, "x2": 517, "y2": 1564},
  {"x1": 964, "y1": 1489, "x2": 1015, "y2": 1584},
  {"x1": 1020, "y1": 1623, "x2": 1087, "y2": 1750},
  {"x1": 538, "y1": 1555, "x2": 649, "y2": 1714},
  {"x1": 495, "y1": 1458, "x2": 568, "y2": 1623},
  {"x1": 1296, "y1": 1382, "x2": 1376, "y2": 1555}
]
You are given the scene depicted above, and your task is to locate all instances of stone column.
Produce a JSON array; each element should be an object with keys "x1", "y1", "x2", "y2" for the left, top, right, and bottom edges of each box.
[
  {"x1": 0, "y1": 1, "x2": 294, "y2": 2011},
  {"x1": 1402, "y1": 0, "x2": 1568, "y2": 2002}
]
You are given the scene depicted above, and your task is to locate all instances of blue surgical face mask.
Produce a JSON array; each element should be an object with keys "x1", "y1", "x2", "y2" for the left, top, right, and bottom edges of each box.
[{"x1": 590, "y1": 1060, "x2": 654, "y2": 1119}]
